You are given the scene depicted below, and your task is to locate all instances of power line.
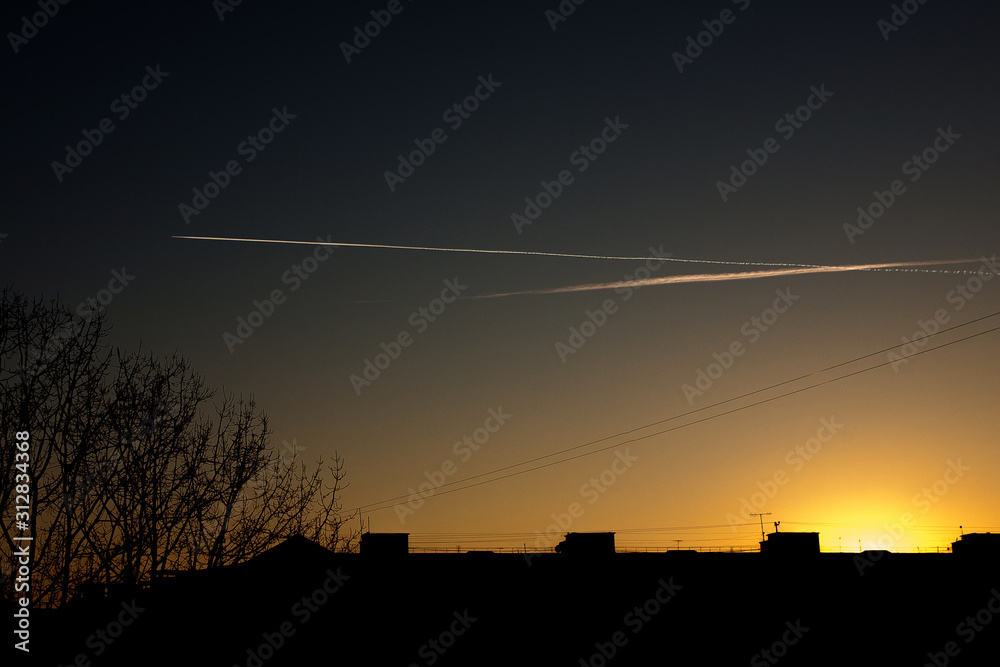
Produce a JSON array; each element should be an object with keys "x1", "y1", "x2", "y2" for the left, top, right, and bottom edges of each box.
[
  {"x1": 354, "y1": 310, "x2": 1000, "y2": 512},
  {"x1": 357, "y1": 318, "x2": 1000, "y2": 514},
  {"x1": 403, "y1": 523, "x2": 756, "y2": 539},
  {"x1": 351, "y1": 311, "x2": 1000, "y2": 515},
  {"x1": 782, "y1": 522, "x2": 1000, "y2": 531},
  {"x1": 400, "y1": 522, "x2": 987, "y2": 549}
]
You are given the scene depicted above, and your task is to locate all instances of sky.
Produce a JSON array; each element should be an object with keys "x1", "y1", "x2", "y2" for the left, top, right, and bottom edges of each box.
[{"x1": 5, "y1": 0, "x2": 1000, "y2": 553}]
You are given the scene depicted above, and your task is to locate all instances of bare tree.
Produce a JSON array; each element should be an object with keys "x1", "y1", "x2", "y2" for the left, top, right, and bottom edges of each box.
[
  {"x1": 89, "y1": 349, "x2": 213, "y2": 585},
  {"x1": 0, "y1": 287, "x2": 359, "y2": 607},
  {"x1": 0, "y1": 287, "x2": 112, "y2": 606},
  {"x1": 183, "y1": 392, "x2": 358, "y2": 569}
]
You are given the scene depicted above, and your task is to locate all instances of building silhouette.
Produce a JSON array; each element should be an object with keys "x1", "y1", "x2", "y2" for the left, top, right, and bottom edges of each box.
[
  {"x1": 28, "y1": 529, "x2": 1000, "y2": 666},
  {"x1": 759, "y1": 530, "x2": 820, "y2": 556}
]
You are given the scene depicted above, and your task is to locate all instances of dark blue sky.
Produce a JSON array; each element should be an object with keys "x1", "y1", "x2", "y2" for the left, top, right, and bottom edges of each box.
[{"x1": 5, "y1": 0, "x2": 1000, "y2": 550}]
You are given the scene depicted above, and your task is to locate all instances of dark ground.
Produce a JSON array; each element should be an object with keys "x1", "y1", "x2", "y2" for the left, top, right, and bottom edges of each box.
[{"x1": 26, "y1": 537, "x2": 1000, "y2": 666}]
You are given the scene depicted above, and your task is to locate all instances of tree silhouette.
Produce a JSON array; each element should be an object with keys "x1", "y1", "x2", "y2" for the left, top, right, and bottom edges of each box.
[
  {"x1": 0, "y1": 287, "x2": 358, "y2": 607},
  {"x1": 0, "y1": 287, "x2": 111, "y2": 607}
]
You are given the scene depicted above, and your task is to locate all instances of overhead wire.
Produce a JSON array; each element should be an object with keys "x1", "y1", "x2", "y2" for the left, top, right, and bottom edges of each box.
[{"x1": 351, "y1": 310, "x2": 1000, "y2": 514}]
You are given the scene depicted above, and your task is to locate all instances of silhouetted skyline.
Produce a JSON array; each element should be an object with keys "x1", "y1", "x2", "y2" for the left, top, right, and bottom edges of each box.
[
  {"x1": 5, "y1": 0, "x2": 1000, "y2": 561},
  {"x1": 30, "y1": 531, "x2": 1000, "y2": 665}
]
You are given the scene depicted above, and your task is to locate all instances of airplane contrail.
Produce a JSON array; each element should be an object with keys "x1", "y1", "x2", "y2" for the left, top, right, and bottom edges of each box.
[
  {"x1": 172, "y1": 235, "x2": 984, "y2": 298},
  {"x1": 173, "y1": 234, "x2": 826, "y2": 267},
  {"x1": 173, "y1": 234, "x2": 979, "y2": 271},
  {"x1": 467, "y1": 259, "x2": 983, "y2": 298}
]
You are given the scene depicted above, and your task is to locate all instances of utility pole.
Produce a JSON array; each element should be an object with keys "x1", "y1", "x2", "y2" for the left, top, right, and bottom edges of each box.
[{"x1": 750, "y1": 512, "x2": 772, "y2": 543}]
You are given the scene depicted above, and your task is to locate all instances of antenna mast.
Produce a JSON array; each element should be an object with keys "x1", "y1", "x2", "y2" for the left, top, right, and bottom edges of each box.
[{"x1": 750, "y1": 512, "x2": 772, "y2": 543}]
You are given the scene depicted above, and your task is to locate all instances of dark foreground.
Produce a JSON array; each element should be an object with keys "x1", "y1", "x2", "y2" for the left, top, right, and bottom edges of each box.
[{"x1": 22, "y1": 538, "x2": 1000, "y2": 666}]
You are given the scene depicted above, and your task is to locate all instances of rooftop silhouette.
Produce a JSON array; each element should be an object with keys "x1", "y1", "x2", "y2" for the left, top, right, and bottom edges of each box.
[{"x1": 27, "y1": 529, "x2": 1000, "y2": 665}]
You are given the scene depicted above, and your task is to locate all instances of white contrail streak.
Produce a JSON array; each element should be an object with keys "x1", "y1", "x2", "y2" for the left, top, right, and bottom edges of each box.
[
  {"x1": 172, "y1": 234, "x2": 980, "y2": 273},
  {"x1": 469, "y1": 259, "x2": 981, "y2": 298},
  {"x1": 175, "y1": 234, "x2": 791, "y2": 265},
  {"x1": 172, "y1": 235, "x2": 984, "y2": 298}
]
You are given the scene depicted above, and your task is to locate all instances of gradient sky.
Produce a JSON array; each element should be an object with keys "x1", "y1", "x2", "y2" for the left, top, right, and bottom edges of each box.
[{"x1": 5, "y1": 0, "x2": 1000, "y2": 553}]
